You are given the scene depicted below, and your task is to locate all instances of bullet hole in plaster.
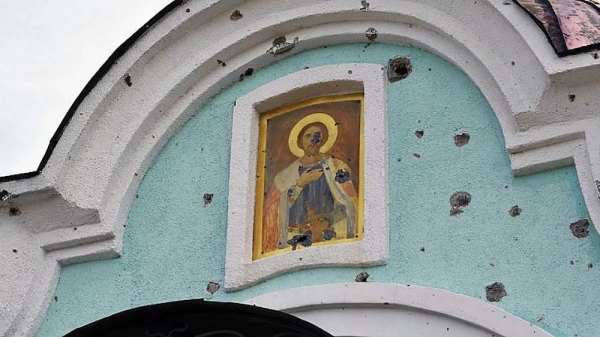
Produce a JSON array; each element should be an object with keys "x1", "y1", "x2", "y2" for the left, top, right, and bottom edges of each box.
[
  {"x1": 413, "y1": 153, "x2": 421, "y2": 159},
  {"x1": 239, "y1": 68, "x2": 254, "y2": 82},
  {"x1": 397, "y1": 158, "x2": 401, "y2": 162},
  {"x1": 230, "y1": 10, "x2": 243, "y2": 21},
  {"x1": 415, "y1": 130, "x2": 424, "y2": 138},
  {"x1": 387, "y1": 56, "x2": 412, "y2": 83},
  {"x1": 454, "y1": 133, "x2": 470, "y2": 147},
  {"x1": 54, "y1": 296, "x2": 58, "y2": 301},
  {"x1": 490, "y1": 263, "x2": 495, "y2": 267},
  {"x1": 450, "y1": 191, "x2": 471, "y2": 216},
  {"x1": 203, "y1": 194, "x2": 214, "y2": 205},
  {"x1": 185, "y1": 8, "x2": 190, "y2": 13},
  {"x1": 335, "y1": 169, "x2": 350, "y2": 183},
  {"x1": 217, "y1": 59, "x2": 227, "y2": 67},
  {"x1": 0, "y1": 190, "x2": 12, "y2": 202},
  {"x1": 360, "y1": 0, "x2": 370, "y2": 11},
  {"x1": 428, "y1": 68, "x2": 432, "y2": 71},
  {"x1": 593, "y1": 52, "x2": 599, "y2": 59},
  {"x1": 206, "y1": 282, "x2": 220, "y2": 294},
  {"x1": 9, "y1": 207, "x2": 21, "y2": 217},
  {"x1": 267, "y1": 36, "x2": 298, "y2": 55},
  {"x1": 12, "y1": 249, "x2": 17, "y2": 253},
  {"x1": 509, "y1": 205, "x2": 521, "y2": 217},
  {"x1": 588, "y1": 263, "x2": 594, "y2": 269},
  {"x1": 73, "y1": 227, "x2": 77, "y2": 231},
  {"x1": 348, "y1": 70, "x2": 353, "y2": 75},
  {"x1": 365, "y1": 27, "x2": 378, "y2": 41},
  {"x1": 569, "y1": 219, "x2": 589, "y2": 238},
  {"x1": 355, "y1": 271, "x2": 370, "y2": 282},
  {"x1": 536, "y1": 316, "x2": 545, "y2": 322},
  {"x1": 287, "y1": 231, "x2": 313, "y2": 250},
  {"x1": 124, "y1": 74, "x2": 132, "y2": 87},
  {"x1": 420, "y1": 247, "x2": 425, "y2": 252},
  {"x1": 383, "y1": 302, "x2": 390, "y2": 305},
  {"x1": 568, "y1": 94, "x2": 576, "y2": 102},
  {"x1": 485, "y1": 282, "x2": 507, "y2": 302},
  {"x1": 570, "y1": 260, "x2": 574, "y2": 265}
]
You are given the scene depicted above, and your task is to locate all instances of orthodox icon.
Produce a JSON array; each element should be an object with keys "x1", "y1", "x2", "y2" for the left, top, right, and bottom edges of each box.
[{"x1": 253, "y1": 94, "x2": 364, "y2": 260}]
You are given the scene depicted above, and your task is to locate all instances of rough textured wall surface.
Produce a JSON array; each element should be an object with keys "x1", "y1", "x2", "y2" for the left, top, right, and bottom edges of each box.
[{"x1": 36, "y1": 44, "x2": 600, "y2": 337}]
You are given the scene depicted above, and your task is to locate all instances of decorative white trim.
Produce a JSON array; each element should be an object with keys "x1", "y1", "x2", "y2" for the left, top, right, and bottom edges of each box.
[
  {"x1": 225, "y1": 64, "x2": 388, "y2": 291},
  {"x1": 246, "y1": 283, "x2": 554, "y2": 337}
]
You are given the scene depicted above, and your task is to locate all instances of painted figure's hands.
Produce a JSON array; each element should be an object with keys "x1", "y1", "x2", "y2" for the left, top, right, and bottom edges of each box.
[{"x1": 296, "y1": 169, "x2": 323, "y2": 188}]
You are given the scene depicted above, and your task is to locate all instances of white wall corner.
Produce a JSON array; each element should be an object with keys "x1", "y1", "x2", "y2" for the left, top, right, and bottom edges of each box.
[
  {"x1": 505, "y1": 118, "x2": 600, "y2": 233},
  {"x1": 225, "y1": 63, "x2": 389, "y2": 291}
]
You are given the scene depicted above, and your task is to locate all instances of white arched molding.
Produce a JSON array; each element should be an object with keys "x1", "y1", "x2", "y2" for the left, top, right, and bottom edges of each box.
[
  {"x1": 225, "y1": 64, "x2": 388, "y2": 291},
  {"x1": 1, "y1": 1, "x2": 600, "y2": 336},
  {"x1": 246, "y1": 283, "x2": 553, "y2": 337}
]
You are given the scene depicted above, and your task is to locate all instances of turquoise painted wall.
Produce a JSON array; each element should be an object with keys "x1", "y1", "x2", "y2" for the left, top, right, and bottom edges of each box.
[{"x1": 37, "y1": 44, "x2": 600, "y2": 337}]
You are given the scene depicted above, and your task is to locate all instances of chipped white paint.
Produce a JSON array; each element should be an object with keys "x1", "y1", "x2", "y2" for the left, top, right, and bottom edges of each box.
[
  {"x1": 0, "y1": 0, "x2": 599, "y2": 335},
  {"x1": 247, "y1": 283, "x2": 553, "y2": 337},
  {"x1": 225, "y1": 64, "x2": 388, "y2": 291}
]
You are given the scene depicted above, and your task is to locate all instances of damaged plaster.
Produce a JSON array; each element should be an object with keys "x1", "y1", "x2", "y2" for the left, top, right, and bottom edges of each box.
[{"x1": 36, "y1": 44, "x2": 600, "y2": 337}]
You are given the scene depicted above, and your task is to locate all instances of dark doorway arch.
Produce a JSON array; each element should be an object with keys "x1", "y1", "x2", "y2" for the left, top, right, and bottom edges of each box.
[{"x1": 64, "y1": 300, "x2": 333, "y2": 337}]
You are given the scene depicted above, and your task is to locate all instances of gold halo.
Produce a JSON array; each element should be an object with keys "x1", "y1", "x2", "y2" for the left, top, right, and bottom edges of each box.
[{"x1": 288, "y1": 113, "x2": 338, "y2": 157}]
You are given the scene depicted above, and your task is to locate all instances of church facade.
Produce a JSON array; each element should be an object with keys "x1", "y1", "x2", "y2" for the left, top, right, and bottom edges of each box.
[{"x1": 2, "y1": 1, "x2": 600, "y2": 336}]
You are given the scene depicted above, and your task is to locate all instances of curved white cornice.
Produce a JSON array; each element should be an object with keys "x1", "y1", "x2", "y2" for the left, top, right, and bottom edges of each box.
[
  {"x1": 0, "y1": 1, "x2": 599, "y2": 336},
  {"x1": 246, "y1": 283, "x2": 553, "y2": 336}
]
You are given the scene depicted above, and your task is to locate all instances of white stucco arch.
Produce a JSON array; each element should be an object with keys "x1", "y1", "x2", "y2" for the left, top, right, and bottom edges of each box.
[
  {"x1": 247, "y1": 283, "x2": 553, "y2": 337},
  {"x1": 1, "y1": 1, "x2": 600, "y2": 336}
]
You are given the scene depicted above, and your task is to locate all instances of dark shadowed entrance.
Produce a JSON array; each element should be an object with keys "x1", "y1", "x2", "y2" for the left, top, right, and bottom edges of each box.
[{"x1": 64, "y1": 300, "x2": 333, "y2": 337}]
